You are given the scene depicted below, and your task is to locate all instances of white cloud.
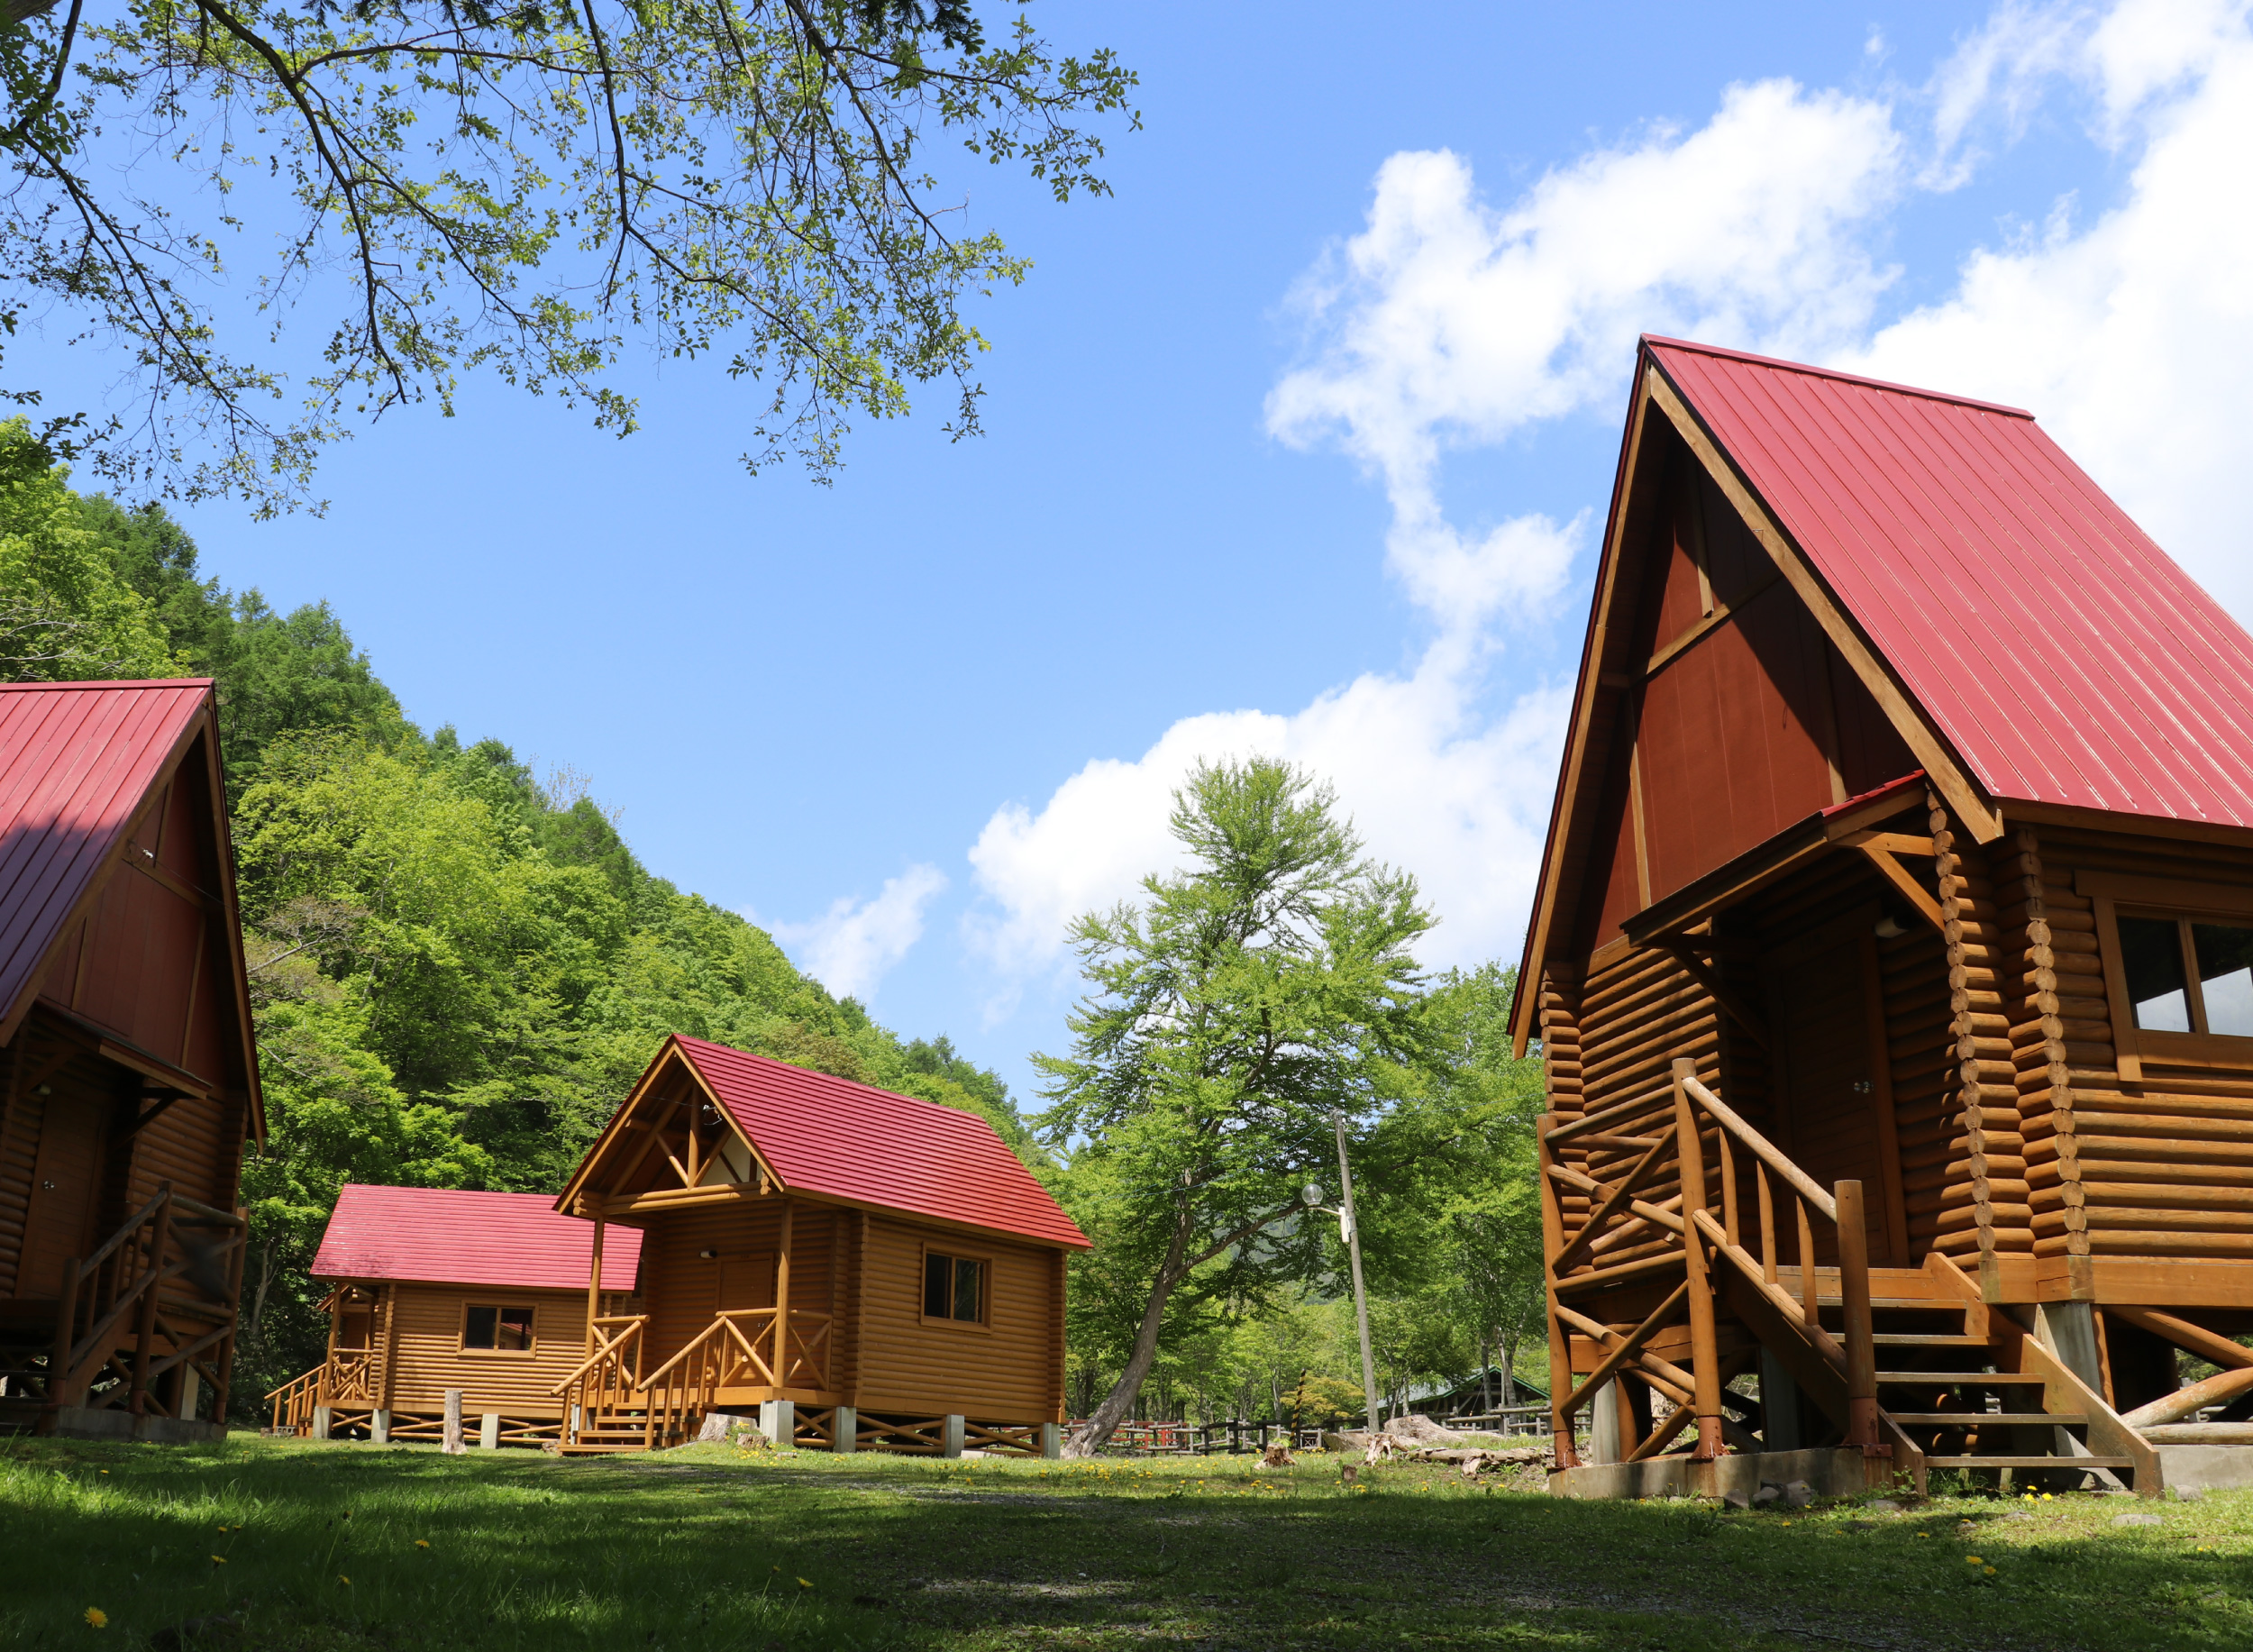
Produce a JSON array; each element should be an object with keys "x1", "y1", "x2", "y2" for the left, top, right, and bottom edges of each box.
[
  {"x1": 770, "y1": 864, "x2": 948, "y2": 1003},
  {"x1": 965, "y1": 646, "x2": 1573, "y2": 988},
  {"x1": 965, "y1": 0, "x2": 2253, "y2": 991}
]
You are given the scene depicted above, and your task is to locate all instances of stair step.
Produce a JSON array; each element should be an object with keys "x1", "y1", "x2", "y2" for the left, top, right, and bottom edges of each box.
[
  {"x1": 1873, "y1": 1334, "x2": 1990, "y2": 1347},
  {"x1": 1891, "y1": 1412, "x2": 2087, "y2": 1426},
  {"x1": 1922, "y1": 1456, "x2": 2133, "y2": 1470},
  {"x1": 1874, "y1": 1372, "x2": 2041, "y2": 1384}
]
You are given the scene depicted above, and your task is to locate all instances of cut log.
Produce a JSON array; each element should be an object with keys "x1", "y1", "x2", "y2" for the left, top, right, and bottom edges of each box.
[
  {"x1": 2138, "y1": 1423, "x2": 2253, "y2": 1445},
  {"x1": 2121, "y1": 1366, "x2": 2253, "y2": 1429}
]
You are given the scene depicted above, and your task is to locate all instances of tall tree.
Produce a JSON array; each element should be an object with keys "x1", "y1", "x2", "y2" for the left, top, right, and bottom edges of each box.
[
  {"x1": 0, "y1": 0, "x2": 1137, "y2": 511},
  {"x1": 1035, "y1": 756, "x2": 1434, "y2": 1455}
]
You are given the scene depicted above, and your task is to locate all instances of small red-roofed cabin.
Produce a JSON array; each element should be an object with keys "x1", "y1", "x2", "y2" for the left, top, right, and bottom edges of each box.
[
  {"x1": 269, "y1": 1186, "x2": 643, "y2": 1445},
  {"x1": 0, "y1": 680, "x2": 261, "y2": 1442},
  {"x1": 1520, "y1": 338, "x2": 2253, "y2": 1502},
  {"x1": 553, "y1": 1036, "x2": 1089, "y2": 1456}
]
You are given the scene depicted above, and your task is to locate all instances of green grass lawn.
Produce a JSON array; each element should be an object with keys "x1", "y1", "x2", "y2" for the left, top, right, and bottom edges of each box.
[{"x1": 5, "y1": 1436, "x2": 2253, "y2": 1651}]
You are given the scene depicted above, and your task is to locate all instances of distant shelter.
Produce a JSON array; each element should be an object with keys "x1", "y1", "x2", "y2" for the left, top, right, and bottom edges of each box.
[
  {"x1": 552, "y1": 1036, "x2": 1089, "y2": 1455},
  {"x1": 269, "y1": 1185, "x2": 644, "y2": 1446}
]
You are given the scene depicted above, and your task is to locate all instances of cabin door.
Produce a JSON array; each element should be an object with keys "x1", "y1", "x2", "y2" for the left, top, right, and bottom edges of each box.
[
  {"x1": 1764, "y1": 918, "x2": 1907, "y2": 1267},
  {"x1": 20, "y1": 1090, "x2": 108, "y2": 1299},
  {"x1": 716, "y1": 1255, "x2": 775, "y2": 1313}
]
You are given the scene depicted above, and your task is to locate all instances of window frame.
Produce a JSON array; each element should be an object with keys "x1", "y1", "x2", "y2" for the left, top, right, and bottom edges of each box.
[
  {"x1": 917, "y1": 1242, "x2": 994, "y2": 1333},
  {"x1": 2080, "y1": 870, "x2": 2253, "y2": 1080},
  {"x1": 458, "y1": 1301, "x2": 538, "y2": 1357}
]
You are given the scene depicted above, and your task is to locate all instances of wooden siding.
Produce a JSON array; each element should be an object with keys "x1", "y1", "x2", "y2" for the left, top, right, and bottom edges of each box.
[
  {"x1": 2000, "y1": 820, "x2": 2253, "y2": 1284},
  {"x1": 367, "y1": 1282, "x2": 600, "y2": 1417},
  {"x1": 853, "y1": 1214, "x2": 1058, "y2": 1421}
]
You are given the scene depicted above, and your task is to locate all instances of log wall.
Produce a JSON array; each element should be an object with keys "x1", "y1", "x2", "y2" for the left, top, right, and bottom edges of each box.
[
  {"x1": 853, "y1": 1214, "x2": 1061, "y2": 1422},
  {"x1": 368, "y1": 1282, "x2": 597, "y2": 1417}
]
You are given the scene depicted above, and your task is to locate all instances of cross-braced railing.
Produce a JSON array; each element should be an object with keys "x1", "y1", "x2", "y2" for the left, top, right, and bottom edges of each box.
[
  {"x1": 1541, "y1": 1057, "x2": 1880, "y2": 1468},
  {"x1": 553, "y1": 1314, "x2": 648, "y2": 1445},
  {"x1": 49, "y1": 1182, "x2": 248, "y2": 1428}
]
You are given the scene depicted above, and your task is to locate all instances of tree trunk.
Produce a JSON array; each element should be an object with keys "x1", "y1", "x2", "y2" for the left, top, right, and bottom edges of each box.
[{"x1": 1063, "y1": 1204, "x2": 1192, "y2": 1456}]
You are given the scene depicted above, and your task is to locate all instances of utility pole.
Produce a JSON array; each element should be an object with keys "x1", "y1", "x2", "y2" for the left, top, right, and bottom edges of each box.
[{"x1": 1330, "y1": 1107, "x2": 1382, "y2": 1430}]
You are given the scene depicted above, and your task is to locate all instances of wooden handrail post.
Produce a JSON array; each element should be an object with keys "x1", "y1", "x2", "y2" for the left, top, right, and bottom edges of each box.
[
  {"x1": 1671, "y1": 1059, "x2": 1725, "y2": 1461},
  {"x1": 1755, "y1": 1164, "x2": 1778, "y2": 1285},
  {"x1": 1536, "y1": 1113, "x2": 1579, "y2": 1468},
  {"x1": 775, "y1": 1198, "x2": 794, "y2": 1387},
  {"x1": 131, "y1": 1190, "x2": 174, "y2": 1417},
  {"x1": 1835, "y1": 1180, "x2": 1880, "y2": 1452},
  {"x1": 585, "y1": 1207, "x2": 606, "y2": 1356}
]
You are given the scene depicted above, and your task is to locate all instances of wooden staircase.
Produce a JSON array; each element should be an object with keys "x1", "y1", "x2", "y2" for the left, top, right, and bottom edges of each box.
[{"x1": 1546, "y1": 1062, "x2": 2159, "y2": 1493}]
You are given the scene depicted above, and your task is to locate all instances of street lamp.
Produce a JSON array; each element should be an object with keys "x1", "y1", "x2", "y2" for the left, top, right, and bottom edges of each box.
[{"x1": 1302, "y1": 1106, "x2": 1382, "y2": 1434}]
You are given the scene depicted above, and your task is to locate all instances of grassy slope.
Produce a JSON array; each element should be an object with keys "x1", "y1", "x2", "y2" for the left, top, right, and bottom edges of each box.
[{"x1": 5, "y1": 1438, "x2": 2251, "y2": 1650}]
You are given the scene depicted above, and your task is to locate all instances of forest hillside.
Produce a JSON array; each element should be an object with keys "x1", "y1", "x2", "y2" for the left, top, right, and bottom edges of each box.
[{"x1": 0, "y1": 424, "x2": 1040, "y2": 1408}]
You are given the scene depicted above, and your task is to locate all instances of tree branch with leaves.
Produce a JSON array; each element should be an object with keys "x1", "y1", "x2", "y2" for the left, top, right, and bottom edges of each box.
[{"x1": 0, "y1": 0, "x2": 1136, "y2": 512}]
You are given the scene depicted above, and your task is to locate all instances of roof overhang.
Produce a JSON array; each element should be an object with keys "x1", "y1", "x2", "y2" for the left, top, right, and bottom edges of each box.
[{"x1": 555, "y1": 1035, "x2": 780, "y2": 1215}]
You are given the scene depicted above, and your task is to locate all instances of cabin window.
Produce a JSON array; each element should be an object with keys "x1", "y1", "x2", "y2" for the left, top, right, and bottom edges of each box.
[
  {"x1": 2118, "y1": 913, "x2": 2253, "y2": 1038},
  {"x1": 2083, "y1": 871, "x2": 2253, "y2": 1082},
  {"x1": 921, "y1": 1250, "x2": 988, "y2": 1326},
  {"x1": 461, "y1": 1305, "x2": 534, "y2": 1353}
]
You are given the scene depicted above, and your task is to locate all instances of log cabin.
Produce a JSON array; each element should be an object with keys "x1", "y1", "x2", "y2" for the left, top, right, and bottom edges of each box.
[
  {"x1": 267, "y1": 1185, "x2": 644, "y2": 1445},
  {"x1": 1518, "y1": 337, "x2": 2253, "y2": 1501},
  {"x1": 552, "y1": 1036, "x2": 1089, "y2": 1456},
  {"x1": 0, "y1": 680, "x2": 262, "y2": 1442}
]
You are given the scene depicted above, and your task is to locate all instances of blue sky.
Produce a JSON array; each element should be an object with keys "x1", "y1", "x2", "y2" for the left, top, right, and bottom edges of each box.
[{"x1": 21, "y1": 0, "x2": 2253, "y2": 1108}]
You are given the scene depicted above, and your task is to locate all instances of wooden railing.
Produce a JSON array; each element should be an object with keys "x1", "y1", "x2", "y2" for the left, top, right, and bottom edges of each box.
[
  {"x1": 50, "y1": 1183, "x2": 248, "y2": 1425},
  {"x1": 1542, "y1": 1058, "x2": 1878, "y2": 1466},
  {"x1": 266, "y1": 1364, "x2": 323, "y2": 1433},
  {"x1": 552, "y1": 1314, "x2": 648, "y2": 1447}
]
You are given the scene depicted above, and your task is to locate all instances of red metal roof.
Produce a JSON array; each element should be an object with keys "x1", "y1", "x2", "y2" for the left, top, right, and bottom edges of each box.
[
  {"x1": 1647, "y1": 337, "x2": 2253, "y2": 829},
  {"x1": 313, "y1": 1185, "x2": 644, "y2": 1290},
  {"x1": 0, "y1": 679, "x2": 218, "y2": 1037},
  {"x1": 671, "y1": 1036, "x2": 1090, "y2": 1249}
]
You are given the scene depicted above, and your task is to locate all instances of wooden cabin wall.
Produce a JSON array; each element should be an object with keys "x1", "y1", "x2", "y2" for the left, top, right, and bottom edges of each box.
[
  {"x1": 2001, "y1": 821, "x2": 2253, "y2": 1294},
  {"x1": 853, "y1": 1214, "x2": 1059, "y2": 1422},
  {"x1": 1935, "y1": 803, "x2": 2030, "y2": 1284},
  {"x1": 1884, "y1": 918, "x2": 1958, "y2": 1260},
  {"x1": 371, "y1": 1282, "x2": 595, "y2": 1416},
  {"x1": 636, "y1": 1200, "x2": 841, "y2": 1368}
]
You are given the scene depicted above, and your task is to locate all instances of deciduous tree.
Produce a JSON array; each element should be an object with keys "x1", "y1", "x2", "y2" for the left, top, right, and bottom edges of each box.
[{"x1": 1035, "y1": 756, "x2": 1434, "y2": 1455}]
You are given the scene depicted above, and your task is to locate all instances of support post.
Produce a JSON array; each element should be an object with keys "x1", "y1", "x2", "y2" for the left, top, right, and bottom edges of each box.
[
  {"x1": 1536, "y1": 1114, "x2": 1579, "y2": 1469},
  {"x1": 442, "y1": 1389, "x2": 465, "y2": 1455},
  {"x1": 941, "y1": 1414, "x2": 965, "y2": 1458},
  {"x1": 311, "y1": 1405, "x2": 333, "y2": 1441},
  {"x1": 1588, "y1": 1380, "x2": 1621, "y2": 1465},
  {"x1": 178, "y1": 1364, "x2": 202, "y2": 1424},
  {"x1": 775, "y1": 1197, "x2": 794, "y2": 1386},
  {"x1": 1332, "y1": 1108, "x2": 1382, "y2": 1430},
  {"x1": 372, "y1": 1410, "x2": 391, "y2": 1445},
  {"x1": 760, "y1": 1397, "x2": 796, "y2": 1449},
  {"x1": 1836, "y1": 1180, "x2": 1879, "y2": 1451},
  {"x1": 831, "y1": 1404, "x2": 857, "y2": 1454},
  {"x1": 130, "y1": 1189, "x2": 174, "y2": 1416},
  {"x1": 479, "y1": 1412, "x2": 501, "y2": 1450},
  {"x1": 1041, "y1": 1421, "x2": 1063, "y2": 1459},
  {"x1": 1671, "y1": 1060, "x2": 1725, "y2": 1461},
  {"x1": 585, "y1": 1206, "x2": 606, "y2": 1355},
  {"x1": 1758, "y1": 1349, "x2": 1803, "y2": 1453}
]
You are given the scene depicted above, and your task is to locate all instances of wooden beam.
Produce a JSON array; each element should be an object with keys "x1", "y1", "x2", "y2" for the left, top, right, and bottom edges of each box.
[
  {"x1": 2106, "y1": 1306, "x2": 2253, "y2": 1372},
  {"x1": 1650, "y1": 936, "x2": 1770, "y2": 1047},
  {"x1": 1643, "y1": 367, "x2": 2003, "y2": 843},
  {"x1": 1856, "y1": 844, "x2": 1946, "y2": 932},
  {"x1": 1550, "y1": 1122, "x2": 1680, "y2": 1278}
]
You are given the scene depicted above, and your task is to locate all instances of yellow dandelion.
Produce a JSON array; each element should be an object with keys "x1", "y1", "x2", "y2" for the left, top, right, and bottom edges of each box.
[
  {"x1": 797, "y1": 1578, "x2": 813, "y2": 1590},
  {"x1": 1965, "y1": 1556, "x2": 1983, "y2": 1565},
  {"x1": 415, "y1": 1539, "x2": 430, "y2": 1550},
  {"x1": 2040, "y1": 1492, "x2": 2054, "y2": 1501},
  {"x1": 339, "y1": 1575, "x2": 351, "y2": 1586},
  {"x1": 1984, "y1": 1565, "x2": 1997, "y2": 1576},
  {"x1": 83, "y1": 1607, "x2": 108, "y2": 1629},
  {"x1": 210, "y1": 1556, "x2": 226, "y2": 1565},
  {"x1": 97, "y1": 1470, "x2": 109, "y2": 1476}
]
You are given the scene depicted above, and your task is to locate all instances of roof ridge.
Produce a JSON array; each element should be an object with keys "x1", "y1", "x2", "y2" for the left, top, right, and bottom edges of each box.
[
  {"x1": 675, "y1": 1033, "x2": 995, "y2": 1127},
  {"x1": 1641, "y1": 335, "x2": 2035, "y2": 420},
  {"x1": 0, "y1": 677, "x2": 214, "y2": 693}
]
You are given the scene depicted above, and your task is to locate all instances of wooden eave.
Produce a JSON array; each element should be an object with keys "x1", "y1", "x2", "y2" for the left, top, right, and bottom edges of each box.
[
  {"x1": 556, "y1": 1036, "x2": 781, "y2": 1214},
  {"x1": 1509, "y1": 349, "x2": 2002, "y2": 1056},
  {"x1": 1620, "y1": 780, "x2": 1929, "y2": 948}
]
